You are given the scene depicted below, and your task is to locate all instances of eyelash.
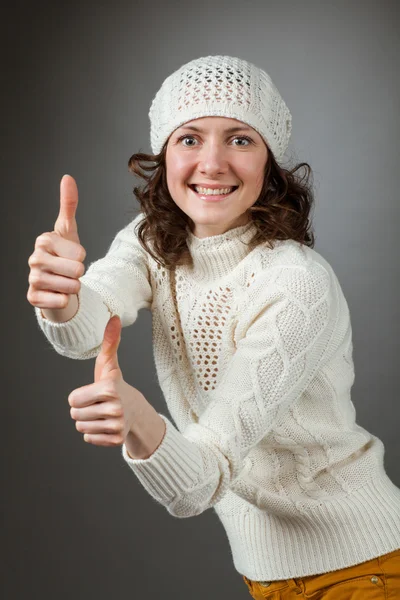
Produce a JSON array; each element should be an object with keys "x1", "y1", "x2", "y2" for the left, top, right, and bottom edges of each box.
[{"x1": 177, "y1": 134, "x2": 253, "y2": 147}]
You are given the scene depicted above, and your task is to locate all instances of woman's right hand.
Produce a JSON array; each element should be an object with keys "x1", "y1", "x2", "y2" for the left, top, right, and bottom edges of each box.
[{"x1": 27, "y1": 175, "x2": 87, "y2": 311}]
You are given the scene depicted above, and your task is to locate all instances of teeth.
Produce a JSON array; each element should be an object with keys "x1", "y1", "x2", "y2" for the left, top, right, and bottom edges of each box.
[{"x1": 193, "y1": 186, "x2": 235, "y2": 195}]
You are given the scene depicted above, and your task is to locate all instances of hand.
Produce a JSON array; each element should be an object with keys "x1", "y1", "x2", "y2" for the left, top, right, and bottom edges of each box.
[
  {"x1": 27, "y1": 174, "x2": 87, "y2": 310},
  {"x1": 68, "y1": 314, "x2": 144, "y2": 447}
]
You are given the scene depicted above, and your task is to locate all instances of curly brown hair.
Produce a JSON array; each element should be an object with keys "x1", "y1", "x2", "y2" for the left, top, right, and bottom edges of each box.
[{"x1": 127, "y1": 141, "x2": 316, "y2": 270}]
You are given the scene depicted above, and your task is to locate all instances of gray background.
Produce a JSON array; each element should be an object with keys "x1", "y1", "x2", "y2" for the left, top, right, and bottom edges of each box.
[{"x1": 3, "y1": 0, "x2": 399, "y2": 598}]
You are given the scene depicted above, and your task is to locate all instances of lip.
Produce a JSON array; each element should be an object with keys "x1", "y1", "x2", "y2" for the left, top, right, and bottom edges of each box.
[{"x1": 189, "y1": 183, "x2": 238, "y2": 189}]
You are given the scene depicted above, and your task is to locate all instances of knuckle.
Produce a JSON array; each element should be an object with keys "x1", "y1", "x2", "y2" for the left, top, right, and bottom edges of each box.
[
  {"x1": 75, "y1": 421, "x2": 84, "y2": 432},
  {"x1": 28, "y1": 273, "x2": 41, "y2": 287},
  {"x1": 68, "y1": 394, "x2": 76, "y2": 407},
  {"x1": 103, "y1": 384, "x2": 117, "y2": 399},
  {"x1": 35, "y1": 232, "x2": 52, "y2": 249},
  {"x1": 111, "y1": 404, "x2": 123, "y2": 417},
  {"x1": 78, "y1": 246, "x2": 87, "y2": 262},
  {"x1": 26, "y1": 289, "x2": 37, "y2": 305},
  {"x1": 28, "y1": 253, "x2": 41, "y2": 267},
  {"x1": 59, "y1": 295, "x2": 69, "y2": 308},
  {"x1": 113, "y1": 421, "x2": 123, "y2": 433},
  {"x1": 70, "y1": 407, "x2": 77, "y2": 418}
]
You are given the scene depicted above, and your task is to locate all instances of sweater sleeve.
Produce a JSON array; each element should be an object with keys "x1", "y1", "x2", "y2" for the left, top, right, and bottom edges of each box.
[
  {"x1": 121, "y1": 261, "x2": 339, "y2": 518},
  {"x1": 33, "y1": 213, "x2": 152, "y2": 359}
]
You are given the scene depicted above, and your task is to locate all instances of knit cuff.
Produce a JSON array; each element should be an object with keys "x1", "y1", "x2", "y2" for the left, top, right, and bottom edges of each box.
[
  {"x1": 121, "y1": 414, "x2": 203, "y2": 505},
  {"x1": 34, "y1": 282, "x2": 112, "y2": 359}
]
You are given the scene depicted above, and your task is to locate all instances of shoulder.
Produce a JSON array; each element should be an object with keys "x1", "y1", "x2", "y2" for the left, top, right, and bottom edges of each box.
[
  {"x1": 256, "y1": 238, "x2": 333, "y2": 274},
  {"x1": 234, "y1": 241, "x2": 340, "y2": 342},
  {"x1": 106, "y1": 212, "x2": 149, "y2": 260},
  {"x1": 247, "y1": 239, "x2": 336, "y2": 296},
  {"x1": 236, "y1": 240, "x2": 341, "y2": 333},
  {"x1": 124, "y1": 212, "x2": 146, "y2": 233}
]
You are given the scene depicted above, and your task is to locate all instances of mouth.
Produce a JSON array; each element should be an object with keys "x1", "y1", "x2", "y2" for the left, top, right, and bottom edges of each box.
[{"x1": 188, "y1": 184, "x2": 239, "y2": 201}]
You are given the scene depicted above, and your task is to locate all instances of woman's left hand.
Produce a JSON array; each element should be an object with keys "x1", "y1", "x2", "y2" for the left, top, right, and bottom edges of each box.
[{"x1": 68, "y1": 315, "x2": 142, "y2": 447}]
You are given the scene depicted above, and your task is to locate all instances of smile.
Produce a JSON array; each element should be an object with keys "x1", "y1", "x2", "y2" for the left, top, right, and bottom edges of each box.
[{"x1": 188, "y1": 184, "x2": 239, "y2": 200}]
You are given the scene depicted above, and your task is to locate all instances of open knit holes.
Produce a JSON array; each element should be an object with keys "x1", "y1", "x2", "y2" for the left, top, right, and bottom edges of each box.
[
  {"x1": 177, "y1": 59, "x2": 252, "y2": 110},
  {"x1": 169, "y1": 272, "x2": 186, "y2": 363},
  {"x1": 185, "y1": 286, "x2": 232, "y2": 392},
  {"x1": 169, "y1": 324, "x2": 183, "y2": 363},
  {"x1": 153, "y1": 263, "x2": 167, "y2": 289}
]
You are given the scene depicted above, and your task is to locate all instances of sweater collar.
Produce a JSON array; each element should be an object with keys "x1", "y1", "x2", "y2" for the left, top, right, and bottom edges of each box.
[{"x1": 186, "y1": 221, "x2": 259, "y2": 280}]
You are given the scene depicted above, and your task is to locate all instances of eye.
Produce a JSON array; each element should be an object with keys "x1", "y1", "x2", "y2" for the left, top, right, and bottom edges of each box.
[
  {"x1": 177, "y1": 135, "x2": 198, "y2": 147},
  {"x1": 231, "y1": 135, "x2": 253, "y2": 147}
]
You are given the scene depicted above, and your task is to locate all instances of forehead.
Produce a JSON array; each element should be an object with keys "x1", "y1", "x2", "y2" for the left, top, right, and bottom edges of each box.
[{"x1": 174, "y1": 116, "x2": 256, "y2": 134}]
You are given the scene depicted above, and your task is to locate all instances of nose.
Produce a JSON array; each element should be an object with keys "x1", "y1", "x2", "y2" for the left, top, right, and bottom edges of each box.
[{"x1": 197, "y1": 141, "x2": 229, "y2": 178}]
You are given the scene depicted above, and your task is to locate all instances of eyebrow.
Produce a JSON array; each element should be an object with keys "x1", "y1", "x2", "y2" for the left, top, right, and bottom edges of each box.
[{"x1": 177, "y1": 125, "x2": 253, "y2": 134}]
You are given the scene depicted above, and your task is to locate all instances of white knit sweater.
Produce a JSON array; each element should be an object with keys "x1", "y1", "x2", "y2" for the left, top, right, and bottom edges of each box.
[{"x1": 34, "y1": 214, "x2": 400, "y2": 581}]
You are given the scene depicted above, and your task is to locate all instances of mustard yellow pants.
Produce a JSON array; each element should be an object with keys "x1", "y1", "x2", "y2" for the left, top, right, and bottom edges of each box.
[{"x1": 242, "y1": 548, "x2": 400, "y2": 599}]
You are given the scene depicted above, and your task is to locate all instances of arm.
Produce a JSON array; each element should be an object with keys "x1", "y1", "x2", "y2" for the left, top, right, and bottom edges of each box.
[
  {"x1": 34, "y1": 213, "x2": 152, "y2": 359},
  {"x1": 121, "y1": 261, "x2": 338, "y2": 517}
]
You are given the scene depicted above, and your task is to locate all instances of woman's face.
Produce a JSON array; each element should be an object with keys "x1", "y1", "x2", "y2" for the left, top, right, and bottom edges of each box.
[{"x1": 165, "y1": 116, "x2": 268, "y2": 238}]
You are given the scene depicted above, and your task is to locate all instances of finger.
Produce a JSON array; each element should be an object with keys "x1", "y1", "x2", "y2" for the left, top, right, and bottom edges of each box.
[
  {"x1": 54, "y1": 174, "x2": 80, "y2": 243},
  {"x1": 49, "y1": 233, "x2": 86, "y2": 262},
  {"x1": 101, "y1": 315, "x2": 122, "y2": 359},
  {"x1": 83, "y1": 433, "x2": 123, "y2": 447},
  {"x1": 68, "y1": 383, "x2": 117, "y2": 408},
  {"x1": 27, "y1": 289, "x2": 69, "y2": 309},
  {"x1": 34, "y1": 232, "x2": 85, "y2": 262},
  {"x1": 39, "y1": 253, "x2": 85, "y2": 279},
  {"x1": 75, "y1": 419, "x2": 122, "y2": 436},
  {"x1": 70, "y1": 400, "x2": 123, "y2": 421},
  {"x1": 94, "y1": 315, "x2": 122, "y2": 382},
  {"x1": 29, "y1": 271, "x2": 81, "y2": 295}
]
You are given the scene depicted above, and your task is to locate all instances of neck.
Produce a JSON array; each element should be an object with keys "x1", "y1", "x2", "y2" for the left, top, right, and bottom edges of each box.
[{"x1": 186, "y1": 221, "x2": 258, "y2": 281}]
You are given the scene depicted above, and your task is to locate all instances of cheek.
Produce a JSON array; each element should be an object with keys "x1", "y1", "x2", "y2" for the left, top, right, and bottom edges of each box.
[
  {"x1": 252, "y1": 154, "x2": 268, "y2": 189},
  {"x1": 254, "y1": 168, "x2": 266, "y2": 190},
  {"x1": 166, "y1": 152, "x2": 193, "y2": 189},
  {"x1": 239, "y1": 163, "x2": 265, "y2": 189}
]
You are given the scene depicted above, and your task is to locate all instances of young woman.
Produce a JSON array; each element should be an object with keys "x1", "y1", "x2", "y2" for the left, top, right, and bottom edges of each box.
[{"x1": 28, "y1": 55, "x2": 400, "y2": 598}]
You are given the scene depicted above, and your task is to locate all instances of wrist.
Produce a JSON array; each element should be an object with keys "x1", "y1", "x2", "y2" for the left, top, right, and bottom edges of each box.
[{"x1": 125, "y1": 402, "x2": 166, "y2": 460}]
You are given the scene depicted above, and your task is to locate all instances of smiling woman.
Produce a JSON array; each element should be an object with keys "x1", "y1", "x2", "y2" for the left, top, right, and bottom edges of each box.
[
  {"x1": 127, "y1": 56, "x2": 315, "y2": 270},
  {"x1": 31, "y1": 54, "x2": 400, "y2": 599}
]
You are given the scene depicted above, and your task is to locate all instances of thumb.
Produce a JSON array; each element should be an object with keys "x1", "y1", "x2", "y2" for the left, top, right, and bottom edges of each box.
[
  {"x1": 94, "y1": 315, "x2": 122, "y2": 382},
  {"x1": 54, "y1": 174, "x2": 80, "y2": 244}
]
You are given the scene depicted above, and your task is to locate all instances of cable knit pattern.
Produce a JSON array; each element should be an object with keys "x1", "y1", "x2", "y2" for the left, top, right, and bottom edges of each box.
[{"x1": 34, "y1": 213, "x2": 400, "y2": 581}]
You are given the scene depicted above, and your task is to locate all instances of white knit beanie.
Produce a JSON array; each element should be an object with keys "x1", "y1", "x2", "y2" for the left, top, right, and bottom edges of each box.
[{"x1": 149, "y1": 55, "x2": 292, "y2": 162}]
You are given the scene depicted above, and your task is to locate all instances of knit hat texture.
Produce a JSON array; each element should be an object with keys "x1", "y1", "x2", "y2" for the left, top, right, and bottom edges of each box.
[{"x1": 149, "y1": 55, "x2": 292, "y2": 162}]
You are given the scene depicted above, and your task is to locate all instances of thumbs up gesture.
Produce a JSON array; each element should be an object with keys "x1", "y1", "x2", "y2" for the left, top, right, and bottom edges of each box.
[
  {"x1": 27, "y1": 175, "x2": 86, "y2": 312},
  {"x1": 68, "y1": 315, "x2": 140, "y2": 447}
]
